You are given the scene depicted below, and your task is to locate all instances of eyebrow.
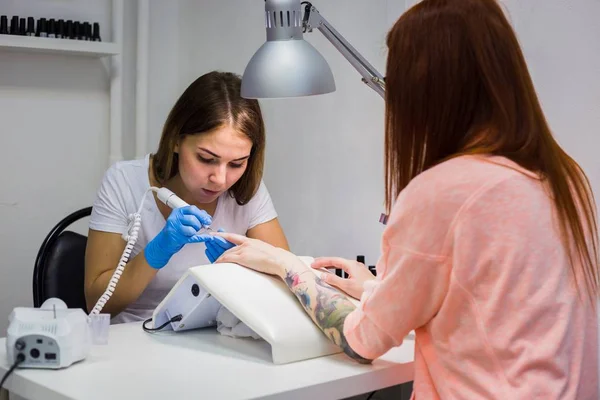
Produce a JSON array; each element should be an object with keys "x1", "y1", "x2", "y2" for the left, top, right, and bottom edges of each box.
[{"x1": 198, "y1": 147, "x2": 250, "y2": 162}]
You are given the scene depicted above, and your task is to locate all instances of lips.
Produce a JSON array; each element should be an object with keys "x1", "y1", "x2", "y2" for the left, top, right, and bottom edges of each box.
[{"x1": 202, "y1": 188, "x2": 220, "y2": 196}]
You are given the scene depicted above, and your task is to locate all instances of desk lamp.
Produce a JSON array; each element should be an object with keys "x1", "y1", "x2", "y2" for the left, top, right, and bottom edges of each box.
[
  {"x1": 241, "y1": 0, "x2": 385, "y2": 99},
  {"x1": 242, "y1": 0, "x2": 389, "y2": 225}
]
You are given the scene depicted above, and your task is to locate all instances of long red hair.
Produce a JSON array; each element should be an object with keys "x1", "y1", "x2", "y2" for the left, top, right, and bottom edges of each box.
[{"x1": 384, "y1": 0, "x2": 599, "y2": 300}]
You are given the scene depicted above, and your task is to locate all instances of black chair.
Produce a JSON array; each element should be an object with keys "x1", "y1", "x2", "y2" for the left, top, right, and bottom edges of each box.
[{"x1": 33, "y1": 207, "x2": 93, "y2": 310}]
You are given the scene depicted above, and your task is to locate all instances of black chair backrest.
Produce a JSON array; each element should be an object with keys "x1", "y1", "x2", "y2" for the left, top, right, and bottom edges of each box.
[{"x1": 33, "y1": 207, "x2": 92, "y2": 310}]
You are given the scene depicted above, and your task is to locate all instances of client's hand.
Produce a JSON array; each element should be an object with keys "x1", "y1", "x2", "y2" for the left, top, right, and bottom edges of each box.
[
  {"x1": 311, "y1": 257, "x2": 375, "y2": 300},
  {"x1": 213, "y1": 233, "x2": 302, "y2": 278}
]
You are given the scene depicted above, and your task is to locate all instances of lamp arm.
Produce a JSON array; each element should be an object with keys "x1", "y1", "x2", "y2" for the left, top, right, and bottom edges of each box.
[{"x1": 302, "y1": 2, "x2": 385, "y2": 98}]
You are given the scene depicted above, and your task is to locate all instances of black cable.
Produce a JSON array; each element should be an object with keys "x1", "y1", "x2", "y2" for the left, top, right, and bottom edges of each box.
[
  {"x1": 142, "y1": 314, "x2": 182, "y2": 333},
  {"x1": 0, "y1": 354, "x2": 25, "y2": 391},
  {"x1": 365, "y1": 390, "x2": 378, "y2": 400},
  {"x1": 299, "y1": 1, "x2": 313, "y2": 33}
]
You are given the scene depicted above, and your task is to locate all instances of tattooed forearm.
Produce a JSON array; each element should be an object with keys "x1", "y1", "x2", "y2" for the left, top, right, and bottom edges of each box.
[{"x1": 283, "y1": 269, "x2": 372, "y2": 364}]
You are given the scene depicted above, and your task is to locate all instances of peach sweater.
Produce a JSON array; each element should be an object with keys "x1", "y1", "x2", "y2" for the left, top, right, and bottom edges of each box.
[{"x1": 345, "y1": 155, "x2": 598, "y2": 399}]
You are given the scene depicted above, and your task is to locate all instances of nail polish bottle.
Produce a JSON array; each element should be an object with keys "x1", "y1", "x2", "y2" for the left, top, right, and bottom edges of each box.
[
  {"x1": 48, "y1": 19, "x2": 56, "y2": 38},
  {"x1": 26, "y1": 17, "x2": 35, "y2": 36},
  {"x1": 82, "y1": 22, "x2": 91, "y2": 40},
  {"x1": 37, "y1": 18, "x2": 47, "y2": 37},
  {"x1": 56, "y1": 19, "x2": 64, "y2": 39},
  {"x1": 369, "y1": 265, "x2": 377, "y2": 276},
  {"x1": 10, "y1": 16, "x2": 19, "y2": 35},
  {"x1": 74, "y1": 21, "x2": 82, "y2": 40},
  {"x1": 0, "y1": 16, "x2": 9, "y2": 35},
  {"x1": 92, "y1": 22, "x2": 101, "y2": 41},
  {"x1": 379, "y1": 213, "x2": 389, "y2": 225},
  {"x1": 18, "y1": 18, "x2": 26, "y2": 35},
  {"x1": 65, "y1": 20, "x2": 74, "y2": 39}
]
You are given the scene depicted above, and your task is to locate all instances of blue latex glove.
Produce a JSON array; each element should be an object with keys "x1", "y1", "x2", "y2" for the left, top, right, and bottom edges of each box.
[
  {"x1": 205, "y1": 228, "x2": 235, "y2": 263},
  {"x1": 145, "y1": 206, "x2": 213, "y2": 269}
]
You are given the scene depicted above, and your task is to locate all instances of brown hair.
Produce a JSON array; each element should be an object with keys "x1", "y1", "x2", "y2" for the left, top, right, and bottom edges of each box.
[
  {"x1": 384, "y1": 0, "x2": 598, "y2": 300},
  {"x1": 152, "y1": 71, "x2": 265, "y2": 205}
]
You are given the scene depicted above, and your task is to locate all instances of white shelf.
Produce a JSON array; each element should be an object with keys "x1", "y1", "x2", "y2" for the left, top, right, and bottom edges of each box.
[{"x1": 0, "y1": 34, "x2": 119, "y2": 57}]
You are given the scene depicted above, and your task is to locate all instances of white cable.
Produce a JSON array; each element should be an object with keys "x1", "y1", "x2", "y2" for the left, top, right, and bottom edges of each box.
[{"x1": 90, "y1": 187, "x2": 161, "y2": 315}]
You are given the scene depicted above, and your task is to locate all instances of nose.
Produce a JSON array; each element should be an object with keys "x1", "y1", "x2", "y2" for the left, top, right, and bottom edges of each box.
[{"x1": 209, "y1": 163, "x2": 226, "y2": 187}]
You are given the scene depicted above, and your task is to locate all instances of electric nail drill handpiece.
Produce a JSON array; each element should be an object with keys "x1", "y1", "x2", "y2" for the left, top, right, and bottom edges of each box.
[{"x1": 155, "y1": 187, "x2": 189, "y2": 209}]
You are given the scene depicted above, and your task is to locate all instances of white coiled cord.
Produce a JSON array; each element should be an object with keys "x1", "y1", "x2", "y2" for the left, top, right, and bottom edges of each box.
[{"x1": 90, "y1": 187, "x2": 159, "y2": 315}]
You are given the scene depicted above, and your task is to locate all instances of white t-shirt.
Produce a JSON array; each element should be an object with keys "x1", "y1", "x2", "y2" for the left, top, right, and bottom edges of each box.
[{"x1": 89, "y1": 154, "x2": 278, "y2": 323}]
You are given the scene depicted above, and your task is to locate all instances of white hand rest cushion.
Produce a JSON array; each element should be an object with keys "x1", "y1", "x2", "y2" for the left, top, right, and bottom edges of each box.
[{"x1": 152, "y1": 256, "x2": 359, "y2": 364}]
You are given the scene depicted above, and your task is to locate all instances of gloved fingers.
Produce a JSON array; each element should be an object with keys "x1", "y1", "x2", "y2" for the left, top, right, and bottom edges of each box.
[
  {"x1": 177, "y1": 214, "x2": 203, "y2": 232},
  {"x1": 188, "y1": 234, "x2": 214, "y2": 243},
  {"x1": 181, "y1": 205, "x2": 212, "y2": 226},
  {"x1": 205, "y1": 249, "x2": 214, "y2": 264},
  {"x1": 207, "y1": 228, "x2": 235, "y2": 250},
  {"x1": 179, "y1": 225, "x2": 199, "y2": 237},
  {"x1": 210, "y1": 232, "x2": 248, "y2": 247},
  {"x1": 205, "y1": 245, "x2": 219, "y2": 263},
  {"x1": 212, "y1": 236, "x2": 235, "y2": 250},
  {"x1": 205, "y1": 239, "x2": 217, "y2": 250},
  {"x1": 206, "y1": 240, "x2": 223, "y2": 256}
]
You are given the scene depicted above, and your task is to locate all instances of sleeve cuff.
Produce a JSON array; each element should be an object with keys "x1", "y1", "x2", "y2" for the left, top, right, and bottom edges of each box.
[
  {"x1": 248, "y1": 211, "x2": 278, "y2": 230},
  {"x1": 343, "y1": 308, "x2": 398, "y2": 360},
  {"x1": 88, "y1": 222, "x2": 127, "y2": 234}
]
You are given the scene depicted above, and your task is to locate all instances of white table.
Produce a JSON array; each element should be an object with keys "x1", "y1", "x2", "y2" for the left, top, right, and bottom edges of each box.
[{"x1": 0, "y1": 322, "x2": 414, "y2": 400}]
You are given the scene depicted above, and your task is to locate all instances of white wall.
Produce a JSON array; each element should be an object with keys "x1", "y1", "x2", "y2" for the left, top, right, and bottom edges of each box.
[
  {"x1": 0, "y1": 0, "x2": 137, "y2": 333},
  {"x1": 501, "y1": 0, "x2": 600, "y2": 211},
  {"x1": 146, "y1": 1, "x2": 180, "y2": 153}
]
